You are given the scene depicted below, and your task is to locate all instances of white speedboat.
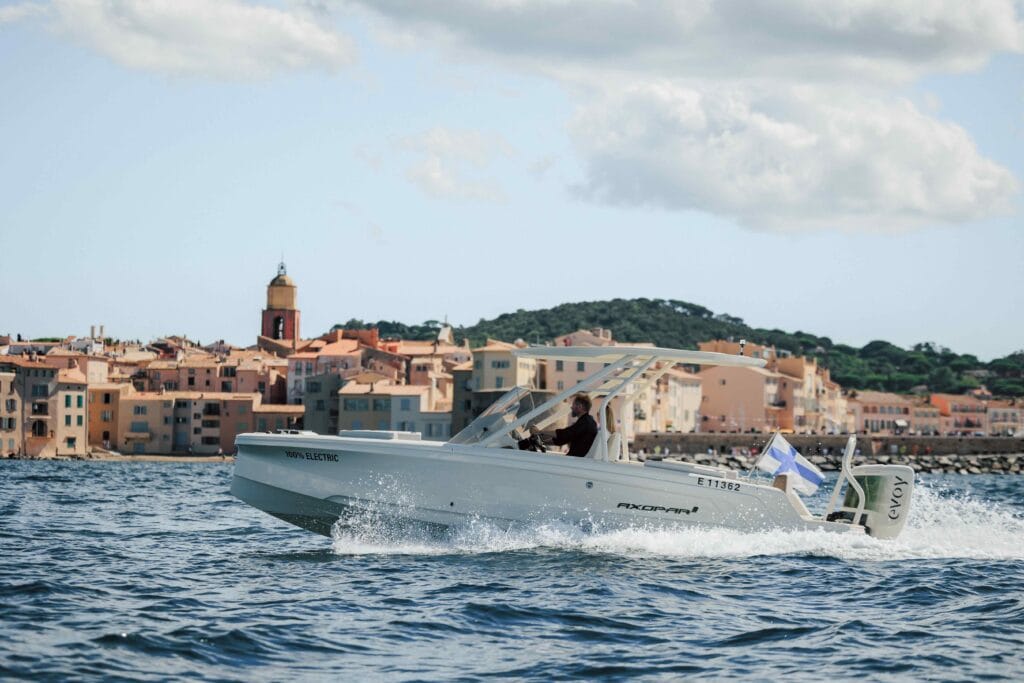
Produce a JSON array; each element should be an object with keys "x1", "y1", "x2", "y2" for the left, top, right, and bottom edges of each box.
[{"x1": 232, "y1": 346, "x2": 915, "y2": 539}]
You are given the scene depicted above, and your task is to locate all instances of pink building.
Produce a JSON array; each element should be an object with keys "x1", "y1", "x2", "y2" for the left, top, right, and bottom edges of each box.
[
  {"x1": 847, "y1": 390, "x2": 913, "y2": 435},
  {"x1": 698, "y1": 365, "x2": 786, "y2": 433},
  {"x1": 930, "y1": 393, "x2": 988, "y2": 436}
]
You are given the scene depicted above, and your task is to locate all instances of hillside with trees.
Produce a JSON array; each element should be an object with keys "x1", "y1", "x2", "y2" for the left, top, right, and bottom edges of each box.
[{"x1": 334, "y1": 298, "x2": 1024, "y2": 397}]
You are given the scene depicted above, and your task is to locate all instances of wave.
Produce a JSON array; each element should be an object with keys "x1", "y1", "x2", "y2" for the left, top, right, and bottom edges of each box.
[{"x1": 330, "y1": 480, "x2": 1024, "y2": 562}]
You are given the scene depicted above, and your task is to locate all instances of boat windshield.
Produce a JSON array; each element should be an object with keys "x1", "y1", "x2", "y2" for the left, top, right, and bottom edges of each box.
[{"x1": 449, "y1": 387, "x2": 569, "y2": 447}]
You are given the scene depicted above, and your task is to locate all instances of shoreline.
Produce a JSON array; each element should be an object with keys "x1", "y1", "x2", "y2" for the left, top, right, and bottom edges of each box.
[{"x1": 5, "y1": 453, "x2": 234, "y2": 463}]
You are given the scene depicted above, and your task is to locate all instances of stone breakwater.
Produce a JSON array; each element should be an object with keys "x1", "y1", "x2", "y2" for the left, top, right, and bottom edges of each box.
[{"x1": 634, "y1": 434, "x2": 1024, "y2": 475}]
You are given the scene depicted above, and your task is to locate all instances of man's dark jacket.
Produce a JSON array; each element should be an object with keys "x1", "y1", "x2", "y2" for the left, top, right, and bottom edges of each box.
[{"x1": 552, "y1": 413, "x2": 598, "y2": 457}]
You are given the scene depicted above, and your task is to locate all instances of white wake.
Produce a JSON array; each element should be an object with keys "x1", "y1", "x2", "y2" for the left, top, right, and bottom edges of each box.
[{"x1": 330, "y1": 482, "x2": 1024, "y2": 562}]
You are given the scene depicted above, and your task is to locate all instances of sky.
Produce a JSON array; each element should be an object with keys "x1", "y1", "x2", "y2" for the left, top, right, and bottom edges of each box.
[{"x1": 0, "y1": 0, "x2": 1022, "y2": 360}]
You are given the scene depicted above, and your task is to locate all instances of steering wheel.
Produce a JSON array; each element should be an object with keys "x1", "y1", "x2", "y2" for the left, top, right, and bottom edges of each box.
[{"x1": 518, "y1": 432, "x2": 547, "y2": 452}]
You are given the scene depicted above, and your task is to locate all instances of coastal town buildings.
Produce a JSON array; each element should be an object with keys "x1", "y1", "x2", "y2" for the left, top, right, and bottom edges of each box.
[
  {"x1": 337, "y1": 381, "x2": 452, "y2": 440},
  {"x1": 911, "y1": 400, "x2": 942, "y2": 436},
  {"x1": 0, "y1": 356, "x2": 87, "y2": 457},
  {"x1": 930, "y1": 393, "x2": 989, "y2": 436},
  {"x1": 698, "y1": 364, "x2": 785, "y2": 433},
  {"x1": 6, "y1": 265, "x2": 1021, "y2": 457},
  {"x1": 0, "y1": 370, "x2": 21, "y2": 457},
  {"x1": 470, "y1": 340, "x2": 538, "y2": 391},
  {"x1": 698, "y1": 340, "x2": 850, "y2": 434},
  {"x1": 987, "y1": 400, "x2": 1021, "y2": 436},
  {"x1": 87, "y1": 384, "x2": 302, "y2": 455},
  {"x1": 847, "y1": 390, "x2": 914, "y2": 436}
]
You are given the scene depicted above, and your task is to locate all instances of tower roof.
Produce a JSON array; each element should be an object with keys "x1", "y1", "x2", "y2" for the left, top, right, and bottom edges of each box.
[{"x1": 269, "y1": 261, "x2": 295, "y2": 287}]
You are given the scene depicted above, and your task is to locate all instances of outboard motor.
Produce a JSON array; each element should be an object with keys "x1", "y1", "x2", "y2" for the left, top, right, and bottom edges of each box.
[
  {"x1": 839, "y1": 464, "x2": 915, "y2": 539},
  {"x1": 824, "y1": 437, "x2": 915, "y2": 539}
]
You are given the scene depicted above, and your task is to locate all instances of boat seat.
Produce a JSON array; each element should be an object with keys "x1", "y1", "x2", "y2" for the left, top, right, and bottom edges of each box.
[
  {"x1": 772, "y1": 473, "x2": 813, "y2": 519},
  {"x1": 583, "y1": 431, "x2": 620, "y2": 461},
  {"x1": 608, "y1": 433, "x2": 622, "y2": 461}
]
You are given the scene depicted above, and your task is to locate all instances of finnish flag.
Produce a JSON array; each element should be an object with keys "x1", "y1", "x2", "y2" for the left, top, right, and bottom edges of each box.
[{"x1": 756, "y1": 433, "x2": 825, "y2": 495}]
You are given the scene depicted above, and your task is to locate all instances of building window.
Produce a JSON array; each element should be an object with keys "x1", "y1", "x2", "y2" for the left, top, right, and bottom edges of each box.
[
  {"x1": 76, "y1": 415, "x2": 83, "y2": 426},
  {"x1": 65, "y1": 395, "x2": 71, "y2": 408},
  {"x1": 77, "y1": 395, "x2": 83, "y2": 408},
  {"x1": 496, "y1": 377, "x2": 504, "y2": 388},
  {"x1": 343, "y1": 399, "x2": 369, "y2": 411},
  {"x1": 131, "y1": 421, "x2": 149, "y2": 432},
  {"x1": 315, "y1": 400, "x2": 325, "y2": 411},
  {"x1": 101, "y1": 410, "x2": 112, "y2": 422},
  {"x1": 720, "y1": 379, "x2": 726, "y2": 385},
  {"x1": 257, "y1": 418, "x2": 267, "y2": 431},
  {"x1": 400, "y1": 398, "x2": 411, "y2": 411},
  {"x1": 555, "y1": 360, "x2": 564, "y2": 372},
  {"x1": 66, "y1": 437, "x2": 76, "y2": 448},
  {"x1": 133, "y1": 405, "x2": 147, "y2": 416},
  {"x1": 372, "y1": 398, "x2": 391, "y2": 411},
  {"x1": 65, "y1": 415, "x2": 71, "y2": 426},
  {"x1": 577, "y1": 362, "x2": 585, "y2": 372}
]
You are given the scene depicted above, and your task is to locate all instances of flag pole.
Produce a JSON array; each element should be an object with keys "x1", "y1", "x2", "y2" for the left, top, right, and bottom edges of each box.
[{"x1": 744, "y1": 431, "x2": 776, "y2": 480}]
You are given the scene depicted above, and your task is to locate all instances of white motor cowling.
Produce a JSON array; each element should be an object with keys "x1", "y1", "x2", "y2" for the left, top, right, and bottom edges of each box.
[{"x1": 841, "y1": 465, "x2": 915, "y2": 539}]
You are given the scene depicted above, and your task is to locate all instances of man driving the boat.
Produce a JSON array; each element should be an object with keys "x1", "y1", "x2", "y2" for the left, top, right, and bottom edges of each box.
[{"x1": 527, "y1": 393, "x2": 598, "y2": 457}]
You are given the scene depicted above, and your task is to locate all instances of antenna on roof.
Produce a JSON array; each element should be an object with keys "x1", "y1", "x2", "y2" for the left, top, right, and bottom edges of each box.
[{"x1": 739, "y1": 339, "x2": 747, "y2": 356}]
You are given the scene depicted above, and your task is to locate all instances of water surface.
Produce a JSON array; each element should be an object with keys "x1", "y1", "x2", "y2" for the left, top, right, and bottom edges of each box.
[{"x1": 1, "y1": 461, "x2": 1022, "y2": 680}]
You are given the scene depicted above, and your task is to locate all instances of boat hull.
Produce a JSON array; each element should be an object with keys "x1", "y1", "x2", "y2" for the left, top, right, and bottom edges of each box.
[{"x1": 231, "y1": 433, "x2": 860, "y2": 537}]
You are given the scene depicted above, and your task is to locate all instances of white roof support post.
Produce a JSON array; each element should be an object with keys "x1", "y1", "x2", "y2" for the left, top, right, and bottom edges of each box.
[{"x1": 595, "y1": 357, "x2": 659, "y2": 462}]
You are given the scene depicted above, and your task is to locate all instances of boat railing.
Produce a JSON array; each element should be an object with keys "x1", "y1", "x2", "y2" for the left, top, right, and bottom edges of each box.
[{"x1": 822, "y1": 435, "x2": 867, "y2": 525}]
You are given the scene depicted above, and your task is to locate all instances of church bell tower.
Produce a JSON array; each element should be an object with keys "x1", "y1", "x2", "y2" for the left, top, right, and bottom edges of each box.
[{"x1": 261, "y1": 262, "x2": 300, "y2": 343}]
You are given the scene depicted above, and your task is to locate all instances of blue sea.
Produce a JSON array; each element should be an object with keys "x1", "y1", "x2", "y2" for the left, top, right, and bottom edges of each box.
[{"x1": 1, "y1": 461, "x2": 1023, "y2": 681}]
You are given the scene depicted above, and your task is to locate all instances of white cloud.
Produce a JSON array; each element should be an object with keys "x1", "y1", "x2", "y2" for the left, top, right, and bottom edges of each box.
[
  {"x1": 349, "y1": 0, "x2": 1024, "y2": 82},
  {"x1": 48, "y1": 0, "x2": 354, "y2": 79},
  {"x1": 571, "y1": 82, "x2": 1019, "y2": 231},
  {"x1": 346, "y1": 0, "x2": 1023, "y2": 231},
  {"x1": 0, "y1": 2, "x2": 45, "y2": 24},
  {"x1": 400, "y1": 127, "x2": 511, "y2": 201}
]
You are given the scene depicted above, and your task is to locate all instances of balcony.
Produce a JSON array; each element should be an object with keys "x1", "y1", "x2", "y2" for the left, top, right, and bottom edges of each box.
[{"x1": 31, "y1": 403, "x2": 49, "y2": 417}]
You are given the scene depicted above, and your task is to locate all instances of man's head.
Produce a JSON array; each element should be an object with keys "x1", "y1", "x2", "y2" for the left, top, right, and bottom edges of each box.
[{"x1": 570, "y1": 393, "x2": 592, "y2": 418}]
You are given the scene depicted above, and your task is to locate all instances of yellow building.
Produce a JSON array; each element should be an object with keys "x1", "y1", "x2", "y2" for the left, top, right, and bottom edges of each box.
[{"x1": 470, "y1": 340, "x2": 537, "y2": 392}]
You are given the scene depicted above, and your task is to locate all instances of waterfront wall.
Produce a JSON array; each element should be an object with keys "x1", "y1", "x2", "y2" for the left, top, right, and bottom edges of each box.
[{"x1": 634, "y1": 433, "x2": 1024, "y2": 474}]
